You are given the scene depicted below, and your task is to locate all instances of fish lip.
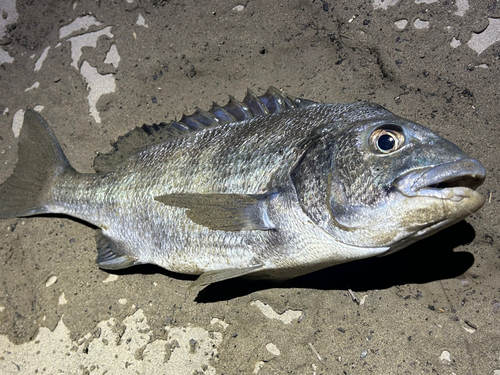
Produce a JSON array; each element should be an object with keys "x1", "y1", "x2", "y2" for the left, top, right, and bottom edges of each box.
[{"x1": 393, "y1": 158, "x2": 486, "y2": 202}]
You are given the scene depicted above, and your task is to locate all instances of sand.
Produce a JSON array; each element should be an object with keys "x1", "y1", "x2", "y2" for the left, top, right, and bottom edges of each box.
[{"x1": 0, "y1": 1, "x2": 499, "y2": 374}]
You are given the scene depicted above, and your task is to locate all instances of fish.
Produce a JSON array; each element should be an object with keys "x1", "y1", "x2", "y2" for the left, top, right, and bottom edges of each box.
[{"x1": 0, "y1": 87, "x2": 486, "y2": 290}]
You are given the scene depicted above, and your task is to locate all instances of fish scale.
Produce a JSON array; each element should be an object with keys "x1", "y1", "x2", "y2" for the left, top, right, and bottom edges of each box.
[{"x1": 0, "y1": 87, "x2": 486, "y2": 291}]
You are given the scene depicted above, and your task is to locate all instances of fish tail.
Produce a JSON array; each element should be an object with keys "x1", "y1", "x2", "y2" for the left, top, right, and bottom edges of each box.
[{"x1": 0, "y1": 109, "x2": 75, "y2": 218}]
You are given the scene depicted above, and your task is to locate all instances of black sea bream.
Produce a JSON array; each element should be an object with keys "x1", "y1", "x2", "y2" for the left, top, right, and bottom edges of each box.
[{"x1": 0, "y1": 88, "x2": 486, "y2": 289}]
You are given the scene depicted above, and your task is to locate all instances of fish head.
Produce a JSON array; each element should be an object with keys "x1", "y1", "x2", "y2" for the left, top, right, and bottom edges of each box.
[{"x1": 292, "y1": 103, "x2": 486, "y2": 255}]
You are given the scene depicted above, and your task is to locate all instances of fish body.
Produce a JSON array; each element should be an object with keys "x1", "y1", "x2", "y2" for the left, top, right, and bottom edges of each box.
[{"x1": 0, "y1": 88, "x2": 486, "y2": 288}]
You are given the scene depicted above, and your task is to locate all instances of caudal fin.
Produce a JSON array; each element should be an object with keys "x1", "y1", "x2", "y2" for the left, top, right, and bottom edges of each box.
[{"x1": 0, "y1": 109, "x2": 74, "y2": 218}]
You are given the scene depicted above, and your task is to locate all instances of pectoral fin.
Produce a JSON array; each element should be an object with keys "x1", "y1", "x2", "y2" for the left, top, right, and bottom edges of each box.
[
  {"x1": 154, "y1": 193, "x2": 276, "y2": 231},
  {"x1": 189, "y1": 264, "x2": 264, "y2": 290}
]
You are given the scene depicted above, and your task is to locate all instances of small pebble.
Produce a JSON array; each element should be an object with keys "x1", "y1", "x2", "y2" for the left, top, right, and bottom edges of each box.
[
  {"x1": 102, "y1": 274, "x2": 119, "y2": 283},
  {"x1": 189, "y1": 339, "x2": 197, "y2": 353},
  {"x1": 45, "y1": 275, "x2": 58, "y2": 287},
  {"x1": 439, "y1": 350, "x2": 451, "y2": 363},
  {"x1": 58, "y1": 292, "x2": 67, "y2": 305},
  {"x1": 266, "y1": 343, "x2": 280, "y2": 356},
  {"x1": 413, "y1": 18, "x2": 429, "y2": 29},
  {"x1": 394, "y1": 19, "x2": 408, "y2": 30}
]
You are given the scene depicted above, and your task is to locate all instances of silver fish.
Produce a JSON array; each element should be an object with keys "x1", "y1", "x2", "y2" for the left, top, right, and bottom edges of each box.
[{"x1": 0, "y1": 88, "x2": 486, "y2": 289}]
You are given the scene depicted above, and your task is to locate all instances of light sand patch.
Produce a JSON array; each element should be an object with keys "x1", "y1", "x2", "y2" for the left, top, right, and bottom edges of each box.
[{"x1": 0, "y1": 309, "x2": 222, "y2": 374}]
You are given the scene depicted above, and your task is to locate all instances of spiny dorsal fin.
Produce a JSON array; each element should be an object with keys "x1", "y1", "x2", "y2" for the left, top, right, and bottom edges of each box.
[{"x1": 93, "y1": 87, "x2": 318, "y2": 173}]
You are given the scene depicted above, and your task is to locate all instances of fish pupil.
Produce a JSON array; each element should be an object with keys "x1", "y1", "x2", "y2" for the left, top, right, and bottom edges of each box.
[{"x1": 378, "y1": 134, "x2": 395, "y2": 151}]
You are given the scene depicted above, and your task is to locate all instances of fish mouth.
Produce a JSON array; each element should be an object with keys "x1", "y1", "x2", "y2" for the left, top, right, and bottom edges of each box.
[
  {"x1": 393, "y1": 158, "x2": 486, "y2": 202},
  {"x1": 381, "y1": 159, "x2": 485, "y2": 256}
]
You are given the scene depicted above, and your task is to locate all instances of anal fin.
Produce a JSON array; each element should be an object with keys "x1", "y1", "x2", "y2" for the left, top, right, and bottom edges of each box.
[
  {"x1": 189, "y1": 264, "x2": 264, "y2": 290},
  {"x1": 95, "y1": 230, "x2": 140, "y2": 270}
]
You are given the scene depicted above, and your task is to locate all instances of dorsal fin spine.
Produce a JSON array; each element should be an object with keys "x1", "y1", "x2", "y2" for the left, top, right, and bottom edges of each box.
[
  {"x1": 225, "y1": 96, "x2": 253, "y2": 121},
  {"x1": 180, "y1": 115, "x2": 205, "y2": 130},
  {"x1": 138, "y1": 87, "x2": 317, "y2": 138},
  {"x1": 171, "y1": 121, "x2": 191, "y2": 132},
  {"x1": 260, "y1": 87, "x2": 286, "y2": 113},
  {"x1": 174, "y1": 86, "x2": 316, "y2": 134},
  {"x1": 97, "y1": 87, "x2": 319, "y2": 172},
  {"x1": 243, "y1": 89, "x2": 269, "y2": 116},
  {"x1": 190, "y1": 109, "x2": 219, "y2": 127},
  {"x1": 211, "y1": 104, "x2": 238, "y2": 123},
  {"x1": 140, "y1": 87, "x2": 318, "y2": 137}
]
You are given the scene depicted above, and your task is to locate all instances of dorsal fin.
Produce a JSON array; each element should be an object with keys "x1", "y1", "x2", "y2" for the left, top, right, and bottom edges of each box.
[{"x1": 93, "y1": 87, "x2": 317, "y2": 172}]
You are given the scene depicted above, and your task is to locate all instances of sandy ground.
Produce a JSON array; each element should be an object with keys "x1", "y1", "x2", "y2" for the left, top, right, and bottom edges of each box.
[{"x1": 0, "y1": 0, "x2": 499, "y2": 374}]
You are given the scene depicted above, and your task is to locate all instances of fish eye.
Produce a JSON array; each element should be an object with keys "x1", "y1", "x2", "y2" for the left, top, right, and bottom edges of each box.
[{"x1": 369, "y1": 125, "x2": 405, "y2": 154}]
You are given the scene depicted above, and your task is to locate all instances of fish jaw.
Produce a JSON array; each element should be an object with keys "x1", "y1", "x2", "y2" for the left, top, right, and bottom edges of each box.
[
  {"x1": 392, "y1": 157, "x2": 486, "y2": 229},
  {"x1": 379, "y1": 157, "x2": 486, "y2": 253},
  {"x1": 393, "y1": 158, "x2": 486, "y2": 203}
]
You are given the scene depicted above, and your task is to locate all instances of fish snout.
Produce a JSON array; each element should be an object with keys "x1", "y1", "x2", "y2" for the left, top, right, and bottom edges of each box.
[{"x1": 394, "y1": 158, "x2": 486, "y2": 202}]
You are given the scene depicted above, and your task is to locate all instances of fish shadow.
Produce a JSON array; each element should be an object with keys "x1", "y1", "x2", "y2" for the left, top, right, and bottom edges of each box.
[
  {"x1": 195, "y1": 220, "x2": 477, "y2": 302},
  {"x1": 33, "y1": 214, "x2": 476, "y2": 301}
]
